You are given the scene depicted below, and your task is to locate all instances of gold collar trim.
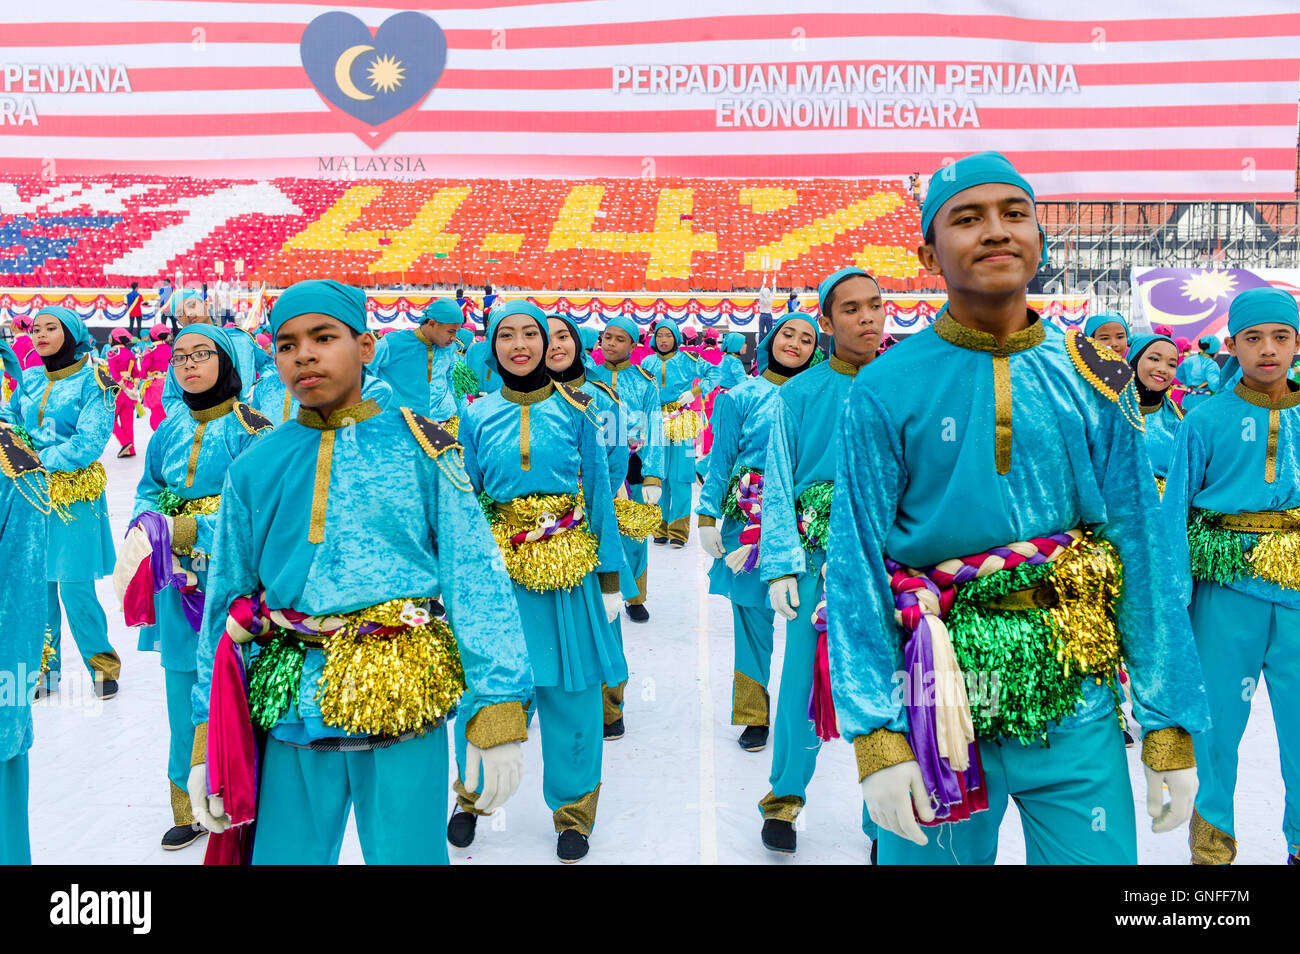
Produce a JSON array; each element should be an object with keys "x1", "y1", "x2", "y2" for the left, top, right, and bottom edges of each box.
[
  {"x1": 414, "y1": 325, "x2": 435, "y2": 347},
  {"x1": 569, "y1": 372, "x2": 587, "y2": 388},
  {"x1": 190, "y1": 396, "x2": 238, "y2": 422},
  {"x1": 604, "y1": 358, "x2": 632, "y2": 370},
  {"x1": 501, "y1": 382, "x2": 555, "y2": 405},
  {"x1": 828, "y1": 354, "x2": 862, "y2": 377},
  {"x1": 1234, "y1": 380, "x2": 1300, "y2": 410},
  {"x1": 762, "y1": 369, "x2": 791, "y2": 385},
  {"x1": 933, "y1": 310, "x2": 1046, "y2": 356},
  {"x1": 1140, "y1": 401, "x2": 1165, "y2": 416},
  {"x1": 297, "y1": 398, "x2": 382, "y2": 430},
  {"x1": 43, "y1": 355, "x2": 88, "y2": 382}
]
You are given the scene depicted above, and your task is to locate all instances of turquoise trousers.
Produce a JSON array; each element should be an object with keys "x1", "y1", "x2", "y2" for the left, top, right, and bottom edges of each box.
[
  {"x1": 877, "y1": 715, "x2": 1137, "y2": 865},
  {"x1": 0, "y1": 754, "x2": 29, "y2": 865},
  {"x1": 251, "y1": 727, "x2": 450, "y2": 865}
]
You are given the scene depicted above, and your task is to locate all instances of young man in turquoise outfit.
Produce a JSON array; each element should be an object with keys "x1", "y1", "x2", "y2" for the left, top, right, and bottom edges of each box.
[
  {"x1": 367, "y1": 298, "x2": 463, "y2": 431},
  {"x1": 591, "y1": 316, "x2": 664, "y2": 622},
  {"x1": 640, "y1": 318, "x2": 713, "y2": 547},
  {"x1": 756, "y1": 266, "x2": 884, "y2": 855},
  {"x1": 1164, "y1": 286, "x2": 1300, "y2": 865},
  {"x1": 1084, "y1": 311, "x2": 1131, "y2": 358},
  {"x1": 1177, "y1": 335, "x2": 1222, "y2": 413},
  {"x1": 187, "y1": 279, "x2": 533, "y2": 865},
  {"x1": 0, "y1": 400, "x2": 50, "y2": 863},
  {"x1": 828, "y1": 152, "x2": 1209, "y2": 865},
  {"x1": 4, "y1": 306, "x2": 121, "y2": 698},
  {"x1": 127, "y1": 324, "x2": 273, "y2": 850},
  {"x1": 698, "y1": 313, "x2": 819, "y2": 755}
]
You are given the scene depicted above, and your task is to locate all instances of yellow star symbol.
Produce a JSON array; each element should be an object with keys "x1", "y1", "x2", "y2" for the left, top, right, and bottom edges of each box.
[
  {"x1": 1181, "y1": 269, "x2": 1236, "y2": 304},
  {"x1": 367, "y1": 54, "x2": 405, "y2": 94}
]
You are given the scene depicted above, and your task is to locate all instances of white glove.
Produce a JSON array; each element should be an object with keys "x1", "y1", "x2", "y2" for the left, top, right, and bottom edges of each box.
[
  {"x1": 641, "y1": 484, "x2": 662, "y2": 506},
  {"x1": 768, "y1": 577, "x2": 800, "y2": 621},
  {"x1": 699, "y1": 525, "x2": 725, "y2": 559},
  {"x1": 464, "y1": 741, "x2": 523, "y2": 814},
  {"x1": 602, "y1": 592, "x2": 622, "y2": 624},
  {"x1": 1144, "y1": 764, "x2": 1198, "y2": 834},
  {"x1": 860, "y1": 760, "x2": 934, "y2": 846},
  {"x1": 125, "y1": 387, "x2": 141, "y2": 402},
  {"x1": 187, "y1": 764, "x2": 231, "y2": 833},
  {"x1": 674, "y1": 389, "x2": 696, "y2": 406}
]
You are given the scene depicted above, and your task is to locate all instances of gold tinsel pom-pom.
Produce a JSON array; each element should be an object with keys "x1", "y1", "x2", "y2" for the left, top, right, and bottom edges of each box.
[
  {"x1": 490, "y1": 493, "x2": 601, "y2": 591},
  {"x1": 614, "y1": 498, "x2": 663, "y2": 539},
  {"x1": 442, "y1": 415, "x2": 460, "y2": 439},
  {"x1": 40, "y1": 629, "x2": 56, "y2": 675},
  {"x1": 1246, "y1": 530, "x2": 1300, "y2": 591},
  {"x1": 178, "y1": 494, "x2": 221, "y2": 518},
  {"x1": 662, "y1": 402, "x2": 702, "y2": 443},
  {"x1": 1046, "y1": 536, "x2": 1125, "y2": 676},
  {"x1": 317, "y1": 609, "x2": 467, "y2": 738},
  {"x1": 49, "y1": 461, "x2": 108, "y2": 514}
]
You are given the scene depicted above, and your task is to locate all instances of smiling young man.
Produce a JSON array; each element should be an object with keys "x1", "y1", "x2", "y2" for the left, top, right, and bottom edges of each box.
[
  {"x1": 589, "y1": 317, "x2": 664, "y2": 622},
  {"x1": 826, "y1": 151, "x2": 1210, "y2": 865},
  {"x1": 1163, "y1": 286, "x2": 1300, "y2": 865},
  {"x1": 186, "y1": 279, "x2": 533, "y2": 865},
  {"x1": 754, "y1": 265, "x2": 884, "y2": 855}
]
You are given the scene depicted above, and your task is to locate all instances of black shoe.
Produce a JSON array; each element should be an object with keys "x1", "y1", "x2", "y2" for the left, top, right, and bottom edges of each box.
[
  {"x1": 33, "y1": 683, "x2": 54, "y2": 701},
  {"x1": 557, "y1": 829, "x2": 589, "y2": 863},
  {"x1": 447, "y1": 811, "x2": 477, "y2": 848},
  {"x1": 429, "y1": 599, "x2": 446, "y2": 619},
  {"x1": 95, "y1": 678, "x2": 118, "y2": 700},
  {"x1": 738, "y1": 725, "x2": 769, "y2": 752},
  {"x1": 669, "y1": 539, "x2": 685, "y2": 549},
  {"x1": 161, "y1": 824, "x2": 206, "y2": 851},
  {"x1": 1123, "y1": 729, "x2": 1135, "y2": 748},
  {"x1": 603, "y1": 718, "x2": 625, "y2": 741},
  {"x1": 626, "y1": 603, "x2": 649, "y2": 623},
  {"x1": 116, "y1": 446, "x2": 135, "y2": 458},
  {"x1": 761, "y1": 819, "x2": 796, "y2": 854},
  {"x1": 870, "y1": 840, "x2": 878, "y2": 865},
  {"x1": 652, "y1": 537, "x2": 669, "y2": 546}
]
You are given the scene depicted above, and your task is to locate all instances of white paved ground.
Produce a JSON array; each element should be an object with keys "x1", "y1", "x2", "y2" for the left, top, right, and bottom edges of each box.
[{"x1": 28, "y1": 428, "x2": 1289, "y2": 865}]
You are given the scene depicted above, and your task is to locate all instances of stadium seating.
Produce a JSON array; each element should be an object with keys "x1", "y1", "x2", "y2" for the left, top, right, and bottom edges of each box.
[{"x1": 0, "y1": 174, "x2": 939, "y2": 292}]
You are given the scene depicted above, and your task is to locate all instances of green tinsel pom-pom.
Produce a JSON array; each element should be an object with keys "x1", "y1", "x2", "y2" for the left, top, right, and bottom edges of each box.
[
  {"x1": 1186, "y1": 509, "x2": 1253, "y2": 586},
  {"x1": 452, "y1": 358, "x2": 480, "y2": 400},
  {"x1": 10, "y1": 423, "x2": 35, "y2": 449},
  {"x1": 155, "y1": 488, "x2": 185, "y2": 517},
  {"x1": 477, "y1": 491, "x2": 500, "y2": 525},
  {"x1": 796, "y1": 481, "x2": 834, "y2": 552},
  {"x1": 247, "y1": 635, "x2": 306, "y2": 731},
  {"x1": 808, "y1": 347, "x2": 826, "y2": 367}
]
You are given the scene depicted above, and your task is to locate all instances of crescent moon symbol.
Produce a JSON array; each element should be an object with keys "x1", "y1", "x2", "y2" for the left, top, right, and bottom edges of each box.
[{"x1": 334, "y1": 45, "x2": 375, "y2": 101}]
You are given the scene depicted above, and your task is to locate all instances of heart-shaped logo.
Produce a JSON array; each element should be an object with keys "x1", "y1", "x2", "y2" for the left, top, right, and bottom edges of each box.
[{"x1": 301, "y1": 11, "x2": 446, "y2": 150}]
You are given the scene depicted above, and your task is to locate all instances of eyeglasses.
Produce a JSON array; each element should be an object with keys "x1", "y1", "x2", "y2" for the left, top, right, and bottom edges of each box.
[{"x1": 170, "y1": 349, "x2": 217, "y2": 367}]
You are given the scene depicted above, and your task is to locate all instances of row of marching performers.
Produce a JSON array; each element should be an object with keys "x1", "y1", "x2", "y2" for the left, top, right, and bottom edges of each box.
[
  {"x1": 690, "y1": 153, "x2": 1298, "y2": 865},
  {"x1": 0, "y1": 277, "x2": 732, "y2": 864}
]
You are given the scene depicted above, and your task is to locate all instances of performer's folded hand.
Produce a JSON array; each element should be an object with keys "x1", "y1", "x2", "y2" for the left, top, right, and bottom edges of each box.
[
  {"x1": 860, "y1": 760, "x2": 934, "y2": 846},
  {"x1": 641, "y1": 484, "x2": 661, "y2": 506},
  {"x1": 187, "y1": 764, "x2": 231, "y2": 833},
  {"x1": 1144, "y1": 764, "x2": 1198, "y2": 833},
  {"x1": 699, "y1": 525, "x2": 725, "y2": 559},
  {"x1": 768, "y1": 577, "x2": 800, "y2": 620},
  {"x1": 674, "y1": 390, "x2": 695, "y2": 406},
  {"x1": 465, "y1": 741, "x2": 523, "y2": 814},
  {"x1": 601, "y1": 592, "x2": 622, "y2": 624}
]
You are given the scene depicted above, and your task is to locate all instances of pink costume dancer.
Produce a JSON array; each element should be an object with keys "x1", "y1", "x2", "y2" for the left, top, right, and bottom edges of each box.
[
  {"x1": 138, "y1": 324, "x2": 172, "y2": 431},
  {"x1": 11, "y1": 317, "x2": 41, "y2": 371},
  {"x1": 106, "y1": 328, "x2": 138, "y2": 457}
]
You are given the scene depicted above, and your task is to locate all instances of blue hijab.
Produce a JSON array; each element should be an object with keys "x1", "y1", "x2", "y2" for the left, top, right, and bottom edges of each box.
[{"x1": 755, "y1": 313, "x2": 820, "y2": 375}]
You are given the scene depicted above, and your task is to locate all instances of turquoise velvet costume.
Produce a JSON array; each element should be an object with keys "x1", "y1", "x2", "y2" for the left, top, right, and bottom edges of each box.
[{"x1": 827, "y1": 312, "x2": 1211, "y2": 864}]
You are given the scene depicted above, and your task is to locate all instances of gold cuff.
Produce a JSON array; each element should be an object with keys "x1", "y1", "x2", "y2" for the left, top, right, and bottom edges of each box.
[
  {"x1": 553, "y1": 784, "x2": 601, "y2": 835},
  {"x1": 171, "y1": 514, "x2": 198, "y2": 554},
  {"x1": 1189, "y1": 810, "x2": 1237, "y2": 865},
  {"x1": 767, "y1": 573, "x2": 796, "y2": 585},
  {"x1": 464, "y1": 701, "x2": 529, "y2": 749},
  {"x1": 697, "y1": 514, "x2": 717, "y2": 528},
  {"x1": 853, "y1": 728, "x2": 916, "y2": 782},
  {"x1": 1142, "y1": 726, "x2": 1196, "y2": 772},
  {"x1": 598, "y1": 572, "x2": 620, "y2": 594},
  {"x1": 758, "y1": 792, "x2": 803, "y2": 822},
  {"x1": 190, "y1": 722, "x2": 208, "y2": 767},
  {"x1": 642, "y1": 477, "x2": 661, "y2": 487}
]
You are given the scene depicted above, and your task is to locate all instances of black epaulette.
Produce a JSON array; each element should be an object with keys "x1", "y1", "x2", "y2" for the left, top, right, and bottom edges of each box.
[
  {"x1": 588, "y1": 380, "x2": 620, "y2": 404},
  {"x1": 636, "y1": 365, "x2": 654, "y2": 381},
  {"x1": 93, "y1": 364, "x2": 119, "y2": 394},
  {"x1": 401, "y1": 407, "x2": 461, "y2": 459},
  {"x1": 1065, "y1": 329, "x2": 1135, "y2": 402},
  {"x1": 556, "y1": 382, "x2": 594, "y2": 411},
  {"x1": 0, "y1": 424, "x2": 42, "y2": 480},
  {"x1": 233, "y1": 402, "x2": 274, "y2": 435},
  {"x1": 683, "y1": 350, "x2": 700, "y2": 362}
]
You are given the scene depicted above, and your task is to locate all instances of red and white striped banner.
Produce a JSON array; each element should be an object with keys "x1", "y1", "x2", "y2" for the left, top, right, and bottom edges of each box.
[{"x1": 0, "y1": 1, "x2": 1297, "y2": 198}]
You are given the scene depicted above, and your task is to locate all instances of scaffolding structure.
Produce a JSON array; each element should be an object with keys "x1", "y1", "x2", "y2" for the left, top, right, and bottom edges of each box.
[{"x1": 1032, "y1": 201, "x2": 1300, "y2": 311}]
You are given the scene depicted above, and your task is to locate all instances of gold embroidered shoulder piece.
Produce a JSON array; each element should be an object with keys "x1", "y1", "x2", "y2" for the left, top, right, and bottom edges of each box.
[{"x1": 233, "y1": 402, "x2": 274, "y2": 435}]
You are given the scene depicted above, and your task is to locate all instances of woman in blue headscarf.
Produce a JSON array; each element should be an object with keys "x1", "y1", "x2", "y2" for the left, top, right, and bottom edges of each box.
[
  {"x1": 6, "y1": 306, "x2": 121, "y2": 698},
  {"x1": 695, "y1": 332, "x2": 750, "y2": 483},
  {"x1": 1128, "y1": 333, "x2": 1184, "y2": 494},
  {"x1": 696, "y1": 313, "x2": 819, "y2": 755},
  {"x1": 124, "y1": 324, "x2": 273, "y2": 851},
  {"x1": 449, "y1": 300, "x2": 625, "y2": 863}
]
